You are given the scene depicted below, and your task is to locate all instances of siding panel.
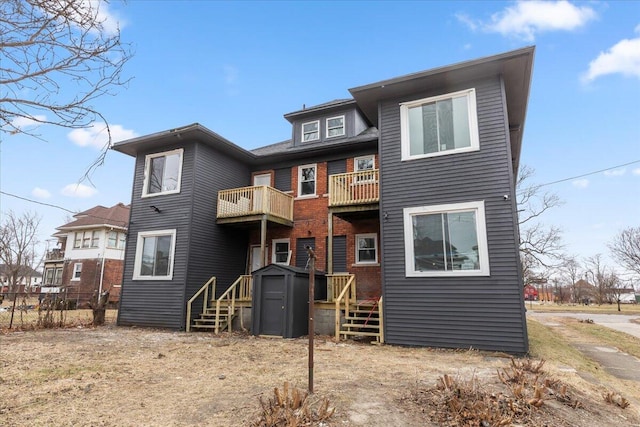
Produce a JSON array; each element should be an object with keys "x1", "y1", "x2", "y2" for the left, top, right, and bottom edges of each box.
[{"x1": 379, "y1": 77, "x2": 528, "y2": 353}]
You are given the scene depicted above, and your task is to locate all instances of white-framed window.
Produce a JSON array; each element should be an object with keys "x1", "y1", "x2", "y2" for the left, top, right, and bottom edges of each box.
[
  {"x1": 118, "y1": 233, "x2": 126, "y2": 249},
  {"x1": 298, "y1": 164, "x2": 317, "y2": 197},
  {"x1": 91, "y1": 230, "x2": 100, "y2": 248},
  {"x1": 82, "y1": 232, "x2": 91, "y2": 248},
  {"x1": 355, "y1": 233, "x2": 378, "y2": 264},
  {"x1": 107, "y1": 231, "x2": 118, "y2": 248},
  {"x1": 400, "y1": 88, "x2": 479, "y2": 161},
  {"x1": 403, "y1": 201, "x2": 489, "y2": 277},
  {"x1": 354, "y1": 155, "x2": 376, "y2": 182},
  {"x1": 271, "y1": 239, "x2": 291, "y2": 265},
  {"x1": 326, "y1": 115, "x2": 345, "y2": 138},
  {"x1": 142, "y1": 148, "x2": 183, "y2": 197},
  {"x1": 133, "y1": 229, "x2": 176, "y2": 280},
  {"x1": 302, "y1": 121, "x2": 319, "y2": 142},
  {"x1": 72, "y1": 263, "x2": 82, "y2": 281},
  {"x1": 108, "y1": 231, "x2": 126, "y2": 249},
  {"x1": 74, "y1": 232, "x2": 82, "y2": 249}
]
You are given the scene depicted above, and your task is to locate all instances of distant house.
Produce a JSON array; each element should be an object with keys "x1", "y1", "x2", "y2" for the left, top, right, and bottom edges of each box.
[
  {"x1": 42, "y1": 203, "x2": 130, "y2": 306},
  {"x1": 0, "y1": 264, "x2": 42, "y2": 293},
  {"x1": 112, "y1": 47, "x2": 534, "y2": 354}
]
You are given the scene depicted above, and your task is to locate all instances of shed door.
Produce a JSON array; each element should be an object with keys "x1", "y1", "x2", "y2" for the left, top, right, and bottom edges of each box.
[{"x1": 260, "y1": 276, "x2": 285, "y2": 335}]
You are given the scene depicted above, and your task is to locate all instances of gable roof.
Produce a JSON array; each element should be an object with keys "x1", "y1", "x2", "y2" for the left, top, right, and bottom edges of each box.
[{"x1": 56, "y1": 203, "x2": 130, "y2": 231}]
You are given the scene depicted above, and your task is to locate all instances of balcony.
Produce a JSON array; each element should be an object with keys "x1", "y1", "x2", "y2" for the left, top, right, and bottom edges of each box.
[
  {"x1": 217, "y1": 186, "x2": 294, "y2": 226},
  {"x1": 45, "y1": 249, "x2": 65, "y2": 261},
  {"x1": 328, "y1": 170, "x2": 379, "y2": 215}
]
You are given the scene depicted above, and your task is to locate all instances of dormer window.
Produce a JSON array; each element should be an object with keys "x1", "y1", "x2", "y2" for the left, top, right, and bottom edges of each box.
[
  {"x1": 326, "y1": 115, "x2": 345, "y2": 138},
  {"x1": 302, "y1": 121, "x2": 319, "y2": 142}
]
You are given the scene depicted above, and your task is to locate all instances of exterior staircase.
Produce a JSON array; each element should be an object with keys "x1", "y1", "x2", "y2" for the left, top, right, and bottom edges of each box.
[
  {"x1": 191, "y1": 304, "x2": 236, "y2": 332},
  {"x1": 340, "y1": 299, "x2": 383, "y2": 344},
  {"x1": 186, "y1": 275, "x2": 252, "y2": 333}
]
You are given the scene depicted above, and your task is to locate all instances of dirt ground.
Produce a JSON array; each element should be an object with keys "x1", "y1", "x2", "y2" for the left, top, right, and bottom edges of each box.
[{"x1": 1, "y1": 325, "x2": 640, "y2": 426}]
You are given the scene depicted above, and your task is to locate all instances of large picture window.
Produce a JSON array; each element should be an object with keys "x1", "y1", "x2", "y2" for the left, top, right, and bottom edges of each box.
[
  {"x1": 400, "y1": 89, "x2": 479, "y2": 160},
  {"x1": 297, "y1": 164, "x2": 317, "y2": 197},
  {"x1": 403, "y1": 201, "x2": 489, "y2": 276},
  {"x1": 142, "y1": 149, "x2": 183, "y2": 197},
  {"x1": 133, "y1": 230, "x2": 176, "y2": 280}
]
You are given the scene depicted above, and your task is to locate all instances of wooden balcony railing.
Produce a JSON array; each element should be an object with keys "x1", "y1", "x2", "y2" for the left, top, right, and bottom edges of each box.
[
  {"x1": 329, "y1": 169, "x2": 379, "y2": 207},
  {"x1": 45, "y1": 249, "x2": 65, "y2": 261},
  {"x1": 217, "y1": 186, "x2": 294, "y2": 222}
]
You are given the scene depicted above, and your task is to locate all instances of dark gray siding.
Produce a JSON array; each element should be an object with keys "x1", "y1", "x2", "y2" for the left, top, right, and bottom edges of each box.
[
  {"x1": 118, "y1": 140, "x2": 250, "y2": 330},
  {"x1": 274, "y1": 168, "x2": 291, "y2": 192},
  {"x1": 379, "y1": 77, "x2": 528, "y2": 354},
  {"x1": 118, "y1": 142, "x2": 195, "y2": 329},
  {"x1": 330, "y1": 235, "x2": 347, "y2": 273},
  {"x1": 296, "y1": 238, "x2": 315, "y2": 269},
  {"x1": 292, "y1": 108, "x2": 358, "y2": 146},
  {"x1": 184, "y1": 142, "x2": 250, "y2": 317},
  {"x1": 327, "y1": 159, "x2": 346, "y2": 188}
]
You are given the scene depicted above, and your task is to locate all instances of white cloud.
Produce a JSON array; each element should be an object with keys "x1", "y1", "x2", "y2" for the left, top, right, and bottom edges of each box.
[
  {"x1": 10, "y1": 115, "x2": 47, "y2": 130},
  {"x1": 582, "y1": 30, "x2": 640, "y2": 82},
  {"x1": 633, "y1": 168, "x2": 640, "y2": 176},
  {"x1": 572, "y1": 179, "x2": 589, "y2": 188},
  {"x1": 458, "y1": 1, "x2": 597, "y2": 41},
  {"x1": 68, "y1": 123, "x2": 137, "y2": 149},
  {"x1": 603, "y1": 168, "x2": 626, "y2": 177},
  {"x1": 32, "y1": 187, "x2": 51, "y2": 199},
  {"x1": 61, "y1": 183, "x2": 98, "y2": 198}
]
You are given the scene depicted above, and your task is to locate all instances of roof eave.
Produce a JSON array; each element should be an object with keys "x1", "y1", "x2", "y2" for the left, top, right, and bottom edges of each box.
[{"x1": 112, "y1": 123, "x2": 258, "y2": 163}]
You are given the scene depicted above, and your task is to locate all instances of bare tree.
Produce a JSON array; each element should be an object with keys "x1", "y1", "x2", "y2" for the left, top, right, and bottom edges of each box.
[
  {"x1": 0, "y1": 211, "x2": 42, "y2": 295},
  {"x1": 517, "y1": 165, "x2": 565, "y2": 280},
  {"x1": 609, "y1": 226, "x2": 640, "y2": 278},
  {"x1": 585, "y1": 254, "x2": 612, "y2": 306},
  {"x1": 561, "y1": 257, "x2": 583, "y2": 304},
  {"x1": 0, "y1": 0, "x2": 132, "y2": 175}
]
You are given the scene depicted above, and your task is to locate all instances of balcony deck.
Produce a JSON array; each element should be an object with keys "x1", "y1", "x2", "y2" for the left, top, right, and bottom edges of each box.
[
  {"x1": 328, "y1": 169, "x2": 379, "y2": 215},
  {"x1": 216, "y1": 186, "x2": 294, "y2": 226}
]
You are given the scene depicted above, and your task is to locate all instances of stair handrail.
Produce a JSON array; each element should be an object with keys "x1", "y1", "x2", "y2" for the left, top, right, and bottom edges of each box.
[
  {"x1": 334, "y1": 274, "x2": 355, "y2": 340},
  {"x1": 378, "y1": 296, "x2": 384, "y2": 344},
  {"x1": 214, "y1": 275, "x2": 252, "y2": 334},
  {"x1": 186, "y1": 276, "x2": 216, "y2": 332}
]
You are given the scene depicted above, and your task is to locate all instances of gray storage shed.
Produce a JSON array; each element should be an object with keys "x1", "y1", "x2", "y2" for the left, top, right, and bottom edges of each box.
[{"x1": 251, "y1": 264, "x2": 327, "y2": 338}]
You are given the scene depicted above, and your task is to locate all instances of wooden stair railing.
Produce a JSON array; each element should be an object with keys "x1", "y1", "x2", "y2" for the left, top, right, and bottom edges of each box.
[
  {"x1": 186, "y1": 276, "x2": 217, "y2": 332},
  {"x1": 339, "y1": 297, "x2": 384, "y2": 344},
  {"x1": 213, "y1": 275, "x2": 252, "y2": 334},
  {"x1": 334, "y1": 274, "x2": 355, "y2": 340}
]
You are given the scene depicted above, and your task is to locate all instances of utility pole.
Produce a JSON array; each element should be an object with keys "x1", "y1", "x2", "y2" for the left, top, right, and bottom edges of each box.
[{"x1": 306, "y1": 245, "x2": 316, "y2": 394}]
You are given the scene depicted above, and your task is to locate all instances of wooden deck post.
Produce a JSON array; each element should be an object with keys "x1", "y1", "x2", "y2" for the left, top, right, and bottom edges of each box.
[
  {"x1": 327, "y1": 212, "x2": 333, "y2": 274},
  {"x1": 260, "y1": 215, "x2": 267, "y2": 269},
  {"x1": 306, "y1": 246, "x2": 317, "y2": 394}
]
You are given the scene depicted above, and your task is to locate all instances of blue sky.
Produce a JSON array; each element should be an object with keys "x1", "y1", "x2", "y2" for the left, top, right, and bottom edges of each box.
[{"x1": 1, "y1": 0, "x2": 639, "y2": 276}]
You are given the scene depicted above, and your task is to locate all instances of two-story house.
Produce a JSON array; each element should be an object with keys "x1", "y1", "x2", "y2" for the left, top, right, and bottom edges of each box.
[
  {"x1": 113, "y1": 47, "x2": 533, "y2": 353},
  {"x1": 42, "y1": 203, "x2": 130, "y2": 306}
]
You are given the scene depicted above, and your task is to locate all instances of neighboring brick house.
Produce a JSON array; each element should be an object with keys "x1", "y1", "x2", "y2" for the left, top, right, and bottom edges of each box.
[
  {"x1": 113, "y1": 47, "x2": 534, "y2": 353},
  {"x1": 42, "y1": 204, "x2": 129, "y2": 306}
]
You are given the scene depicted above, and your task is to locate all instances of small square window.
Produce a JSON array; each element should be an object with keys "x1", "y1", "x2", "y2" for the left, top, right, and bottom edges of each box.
[
  {"x1": 354, "y1": 155, "x2": 376, "y2": 182},
  {"x1": 272, "y1": 239, "x2": 290, "y2": 265},
  {"x1": 356, "y1": 234, "x2": 378, "y2": 264},
  {"x1": 298, "y1": 164, "x2": 317, "y2": 197},
  {"x1": 142, "y1": 149, "x2": 184, "y2": 197},
  {"x1": 302, "y1": 121, "x2": 319, "y2": 142},
  {"x1": 72, "y1": 263, "x2": 82, "y2": 281},
  {"x1": 326, "y1": 116, "x2": 345, "y2": 138}
]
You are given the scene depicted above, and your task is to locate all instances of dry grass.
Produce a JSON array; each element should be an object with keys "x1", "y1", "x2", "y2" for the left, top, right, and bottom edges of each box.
[{"x1": 529, "y1": 302, "x2": 640, "y2": 315}]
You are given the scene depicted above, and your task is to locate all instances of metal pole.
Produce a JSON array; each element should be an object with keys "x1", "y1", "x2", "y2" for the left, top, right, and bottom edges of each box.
[{"x1": 306, "y1": 246, "x2": 316, "y2": 394}]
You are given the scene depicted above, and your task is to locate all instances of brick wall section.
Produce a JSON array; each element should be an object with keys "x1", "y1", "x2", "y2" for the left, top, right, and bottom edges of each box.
[
  {"x1": 249, "y1": 157, "x2": 382, "y2": 300},
  {"x1": 62, "y1": 259, "x2": 124, "y2": 307}
]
